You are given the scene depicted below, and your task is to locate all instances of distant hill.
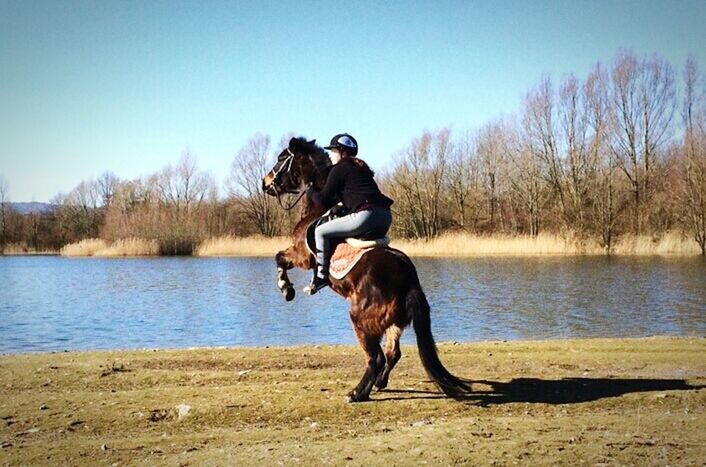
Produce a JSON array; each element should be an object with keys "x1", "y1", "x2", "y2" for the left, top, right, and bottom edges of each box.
[{"x1": 3, "y1": 202, "x2": 58, "y2": 215}]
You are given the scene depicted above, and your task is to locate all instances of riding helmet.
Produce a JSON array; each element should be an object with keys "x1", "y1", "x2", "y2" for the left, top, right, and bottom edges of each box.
[{"x1": 324, "y1": 133, "x2": 358, "y2": 156}]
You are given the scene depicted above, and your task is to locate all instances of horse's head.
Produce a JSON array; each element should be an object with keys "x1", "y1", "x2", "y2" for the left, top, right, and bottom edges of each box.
[{"x1": 262, "y1": 137, "x2": 330, "y2": 196}]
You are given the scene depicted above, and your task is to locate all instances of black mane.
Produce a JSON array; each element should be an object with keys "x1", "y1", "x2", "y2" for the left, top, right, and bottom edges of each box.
[{"x1": 292, "y1": 136, "x2": 331, "y2": 178}]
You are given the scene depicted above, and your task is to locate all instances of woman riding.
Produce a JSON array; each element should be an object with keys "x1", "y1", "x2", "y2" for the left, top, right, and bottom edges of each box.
[{"x1": 307, "y1": 133, "x2": 394, "y2": 294}]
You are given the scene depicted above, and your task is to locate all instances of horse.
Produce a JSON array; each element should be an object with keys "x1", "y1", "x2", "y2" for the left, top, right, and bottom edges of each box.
[{"x1": 262, "y1": 137, "x2": 471, "y2": 402}]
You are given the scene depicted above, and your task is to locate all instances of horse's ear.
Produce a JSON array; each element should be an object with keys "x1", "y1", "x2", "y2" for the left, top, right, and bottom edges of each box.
[
  {"x1": 308, "y1": 139, "x2": 316, "y2": 145},
  {"x1": 288, "y1": 137, "x2": 298, "y2": 151}
]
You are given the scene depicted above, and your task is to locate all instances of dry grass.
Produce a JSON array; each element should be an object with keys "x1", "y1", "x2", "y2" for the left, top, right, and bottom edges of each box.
[
  {"x1": 1, "y1": 243, "x2": 58, "y2": 255},
  {"x1": 59, "y1": 238, "x2": 109, "y2": 257},
  {"x1": 195, "y1": 235, "x2": 290, "y2": 257},
  {"x1": 55, "y1": 231, "x2": 702, "y2": 258},
  {"x1": 391, "y1": 232, "x2": 599, "y2": 256},
  {"x1": 612, "y1": 231, "x2": 702, "y2": 255},
  {"x1": 391, "y1": 231, "x2": 701, "y2": 257},
  {"x1": 1, "y1": 338, "x2": 704, "y2": 465},
  {"x1": 60, "y1": 238, "x2": 159, "y2": 257},
  {"x1": 94, "y1": 238, "x2": 159, "y2": 257}
]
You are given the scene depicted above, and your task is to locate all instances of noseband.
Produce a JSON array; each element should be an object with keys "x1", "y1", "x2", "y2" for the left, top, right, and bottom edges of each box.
[
  {"x1": 271, "y1": 149, "x2": 296, "y2": 189},
  {"x1": 269, "y1": 148, "x2": 311, "y2": 211}
]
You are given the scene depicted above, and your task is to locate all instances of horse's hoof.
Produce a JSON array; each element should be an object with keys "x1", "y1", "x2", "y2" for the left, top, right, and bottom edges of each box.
[
  {"x1": 284, "y1": 287, "x2": 295, "y2": 301},
  {"x1": 345, "y1": 391, "x2": 370, "y2": 403},
  {"x1": 374, "y1": 380, "x2": 388, "y2": 391}
]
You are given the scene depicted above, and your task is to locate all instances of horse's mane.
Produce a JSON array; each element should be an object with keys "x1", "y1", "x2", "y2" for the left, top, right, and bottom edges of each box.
[{"x1": 292, "y1": 137, "x2": 331, "y2": 178}]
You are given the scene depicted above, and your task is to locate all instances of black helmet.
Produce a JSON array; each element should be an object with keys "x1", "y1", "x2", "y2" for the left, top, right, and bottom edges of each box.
[{"x1": 324, "y1": 133, "x2": 358, "y2": 156}]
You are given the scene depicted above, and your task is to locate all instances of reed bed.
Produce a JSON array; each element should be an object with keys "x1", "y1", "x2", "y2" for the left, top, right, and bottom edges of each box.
[
  {"x1": 195, "y1": 235, "x2": 289, "y2": 257},
  {"x1": 612, "y1": 231, "x2": 702, "y2": 255},
  {"x1": 56, "y1": 231, "x2": 701, "y2": 257},
  {"x1": 390, "y1": 232, "x2": 599, "y2": 256},
  {"x1": 59, "y1": 238, "x2": 109, "y2": 256},
  {"x1": 1, "y1": 243, "x2": 58, "y2": 255},
  {"x1": 94, "y1": 238, "x2": 160, "y2": 257},
  {"x1": 391, "y1": 231, "x2": 701, "y2": 257},
  {"x1": 60, "y1": 238, "x2": 159, "y2": 257}
]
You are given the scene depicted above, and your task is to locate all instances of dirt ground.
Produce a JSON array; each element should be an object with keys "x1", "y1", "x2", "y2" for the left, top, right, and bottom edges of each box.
[{"x1": 1, "y1": 337, "x2": 704, "y2": 466}]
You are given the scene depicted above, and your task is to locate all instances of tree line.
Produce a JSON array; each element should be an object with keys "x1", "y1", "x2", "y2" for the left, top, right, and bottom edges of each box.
[
  {"x1": 382, "y1": 51, "x2": 705, "y2": 254},
  {"x1": 1, "y1": 50, "x2": 705, "y2": 254},
  {"x1": 0, "y1": 137, "x2": 299, "y2": 254}
]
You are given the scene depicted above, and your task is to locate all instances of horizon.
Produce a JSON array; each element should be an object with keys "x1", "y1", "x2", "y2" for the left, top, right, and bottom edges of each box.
[{"x1": 1, "y1": 0, "x2": 705, "y2": 202}]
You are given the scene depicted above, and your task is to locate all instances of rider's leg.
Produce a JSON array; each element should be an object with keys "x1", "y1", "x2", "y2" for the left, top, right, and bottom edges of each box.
[
  {"x1": 309, "y1": 208, "x2": 392, "y2": 294},
  {"x1": 315, "y1": 208, "x2": 392, "y2": 266}
]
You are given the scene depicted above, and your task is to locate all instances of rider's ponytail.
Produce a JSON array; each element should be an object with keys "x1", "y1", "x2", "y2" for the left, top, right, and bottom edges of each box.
[{"x1": 350, "y1": 157, "x2": 375, "y2": 177}]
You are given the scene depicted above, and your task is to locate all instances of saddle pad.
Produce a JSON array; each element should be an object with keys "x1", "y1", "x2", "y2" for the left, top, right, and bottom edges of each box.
[{"x1": 329, "y1": 242, "x2": 374, "y2": 280}]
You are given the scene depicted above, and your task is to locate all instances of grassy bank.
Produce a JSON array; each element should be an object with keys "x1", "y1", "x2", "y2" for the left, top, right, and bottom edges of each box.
[
  {"x1": 1, "y1": 337, "x2": 704, "y2": 465},
  {"x1": 57, "y1": 231, "x2": 703, "y2": 257}
]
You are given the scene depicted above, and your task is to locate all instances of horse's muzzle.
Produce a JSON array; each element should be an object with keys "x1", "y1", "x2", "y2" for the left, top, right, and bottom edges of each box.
[{"x1": 262, "y1": 174, "x2": 275, "y2": 195}]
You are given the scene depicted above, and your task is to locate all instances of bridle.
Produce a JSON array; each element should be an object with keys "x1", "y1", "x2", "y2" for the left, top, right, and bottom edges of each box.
[{"x1": 269, "y1": 148, "x2": 312, "y2": 211}]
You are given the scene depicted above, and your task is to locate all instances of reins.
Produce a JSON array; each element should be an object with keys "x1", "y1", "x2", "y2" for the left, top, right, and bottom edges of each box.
[{"x1": 275, "y1": 182, "x2": 312, "y2": 211}]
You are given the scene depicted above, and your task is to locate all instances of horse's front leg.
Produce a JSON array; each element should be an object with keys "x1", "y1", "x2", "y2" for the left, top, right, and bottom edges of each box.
[{"x1": 275, "y1": 248, "x2": 296, "y2": 301}]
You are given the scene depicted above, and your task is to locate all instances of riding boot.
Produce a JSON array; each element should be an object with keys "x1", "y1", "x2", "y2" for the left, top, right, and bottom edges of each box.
[
  {"x1": 305, "y1": 255, "x2": 330, "y2": 295},
  {"x1": 306, "y1": 272, "x2": 330, "y2": 295}
]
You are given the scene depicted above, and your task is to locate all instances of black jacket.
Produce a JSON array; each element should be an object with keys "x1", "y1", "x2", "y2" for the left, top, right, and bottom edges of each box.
[{"x1": 309, "y1": 158, "x2": 393, "y2": 211}]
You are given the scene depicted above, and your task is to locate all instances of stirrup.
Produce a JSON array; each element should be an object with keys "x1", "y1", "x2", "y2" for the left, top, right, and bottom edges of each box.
[{"x1": 304, "y1": 275, "x2": 330, "y2": 295}]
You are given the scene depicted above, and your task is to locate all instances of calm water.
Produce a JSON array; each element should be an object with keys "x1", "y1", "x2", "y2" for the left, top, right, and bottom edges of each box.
[{"x1": 0, "y1": 256, "x2": 704, "y2": 353}]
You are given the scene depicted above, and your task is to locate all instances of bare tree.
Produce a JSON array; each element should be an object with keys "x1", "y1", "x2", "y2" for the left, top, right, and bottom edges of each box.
[
  {"x1": 97, "y1": 171, "x2": 119, "y2": 207},
  {"x1": 559, "y1": 73, "x2": 596, "y2": 232},
  {"x1": 522, "y1": 73, "x2": 598, "y2": 232},
  {"x1": 502, "y1": 121, "x2": 549, "y2": 237},
  {"x1": 57, "y1": 179, "x2": 102, "y2": 238},
  {"x1": 100, "y1": 154, "x2": 215, "y2": 254},
  {"x1": 524, "y1": 75, "x2": 566, "y2": 220},
  {"x1": 476, "y1": 121, "x2": 508, "y2": 231},
  {"x1": 679, "y1": 57, "x2": 706, "y2": 254},
  {"x1": 102, "y1": 177, "x2": 161, "y2": 241},
  {"x1": 156, "y1": 150, "x2": 212, "y2": 215},
  {"x1": 446, "y1": 130, "x2": 480, "y2": 229},
  {"x1": 387, "y1": 129, "x2": 450, "y2": 238},
  {"x1": 585, "y1": 63, "x2": 621, "y2": 251},
  {"x1": 155, "y1": 151, "x2": 216, "y2": 253},
  {"x1": 227, "y1": 133, "x2": 285, "y2": 236},
  {"x1": 610, "y1": 50, "x2": 676, "y2": 235}
]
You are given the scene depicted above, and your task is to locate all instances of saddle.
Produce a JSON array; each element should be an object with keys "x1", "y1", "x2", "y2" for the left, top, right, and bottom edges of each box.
[{"x1": 305, "y1": 206, "x2": 390, "y2": 280}]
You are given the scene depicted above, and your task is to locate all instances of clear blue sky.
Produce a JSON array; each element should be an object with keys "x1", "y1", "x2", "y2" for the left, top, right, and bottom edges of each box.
[{"x1": 1, "y1": 0, "x2": 705, "y2": 202}]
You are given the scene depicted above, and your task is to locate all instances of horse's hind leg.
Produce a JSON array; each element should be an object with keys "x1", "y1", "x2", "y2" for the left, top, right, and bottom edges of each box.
[
  {"x1": 347, "y1": 327, "x2": 383, "y2": 403},
  {"x1": 375, "y1": 325, "x2": 402, "y2": 390}
]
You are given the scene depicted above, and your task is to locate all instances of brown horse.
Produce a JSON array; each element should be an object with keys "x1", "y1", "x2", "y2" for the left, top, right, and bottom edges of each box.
[{"x1": 262, "y1": 137, "x2": 471, "y2": 402}]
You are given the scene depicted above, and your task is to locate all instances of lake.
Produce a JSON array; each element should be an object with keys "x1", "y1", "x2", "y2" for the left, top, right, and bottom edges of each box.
[{"x1": 0, "y1": 256, "x2": 704, "y2": 353}]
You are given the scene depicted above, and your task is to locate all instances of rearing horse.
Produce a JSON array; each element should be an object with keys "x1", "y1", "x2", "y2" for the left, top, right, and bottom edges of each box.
[{"x1": 263, "y1": 137, "x2": 470, "y2": 402}]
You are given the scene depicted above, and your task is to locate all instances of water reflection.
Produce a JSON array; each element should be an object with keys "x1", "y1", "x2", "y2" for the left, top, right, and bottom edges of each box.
[{"x1": 0, "y1": 255, "x2": 704, "y2": 352}]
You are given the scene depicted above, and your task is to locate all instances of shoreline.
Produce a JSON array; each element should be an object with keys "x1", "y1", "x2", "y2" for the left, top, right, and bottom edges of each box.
[
  {"x1": 4, "y1": 252, "x2": 704, "y2": 259},
  {"x1": 1, "y1": 335, "x2": 701, "y2": 357},
  {"x1": 3, "y1": 231, "x2": 704, "y2": 258},
  {"x1": 2, "y1": 336, "x2": 704, "y2": 464}
]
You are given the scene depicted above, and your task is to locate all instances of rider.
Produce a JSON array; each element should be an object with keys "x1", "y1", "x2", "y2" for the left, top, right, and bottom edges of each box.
[{"x1": 306, "y1": 133, "x2": 394, "y2": 294}]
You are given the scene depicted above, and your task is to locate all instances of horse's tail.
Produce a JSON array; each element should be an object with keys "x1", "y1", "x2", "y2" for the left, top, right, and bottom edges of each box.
[{"x1": 408, "y1": 287, "x2": 472, "y2": 399}]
